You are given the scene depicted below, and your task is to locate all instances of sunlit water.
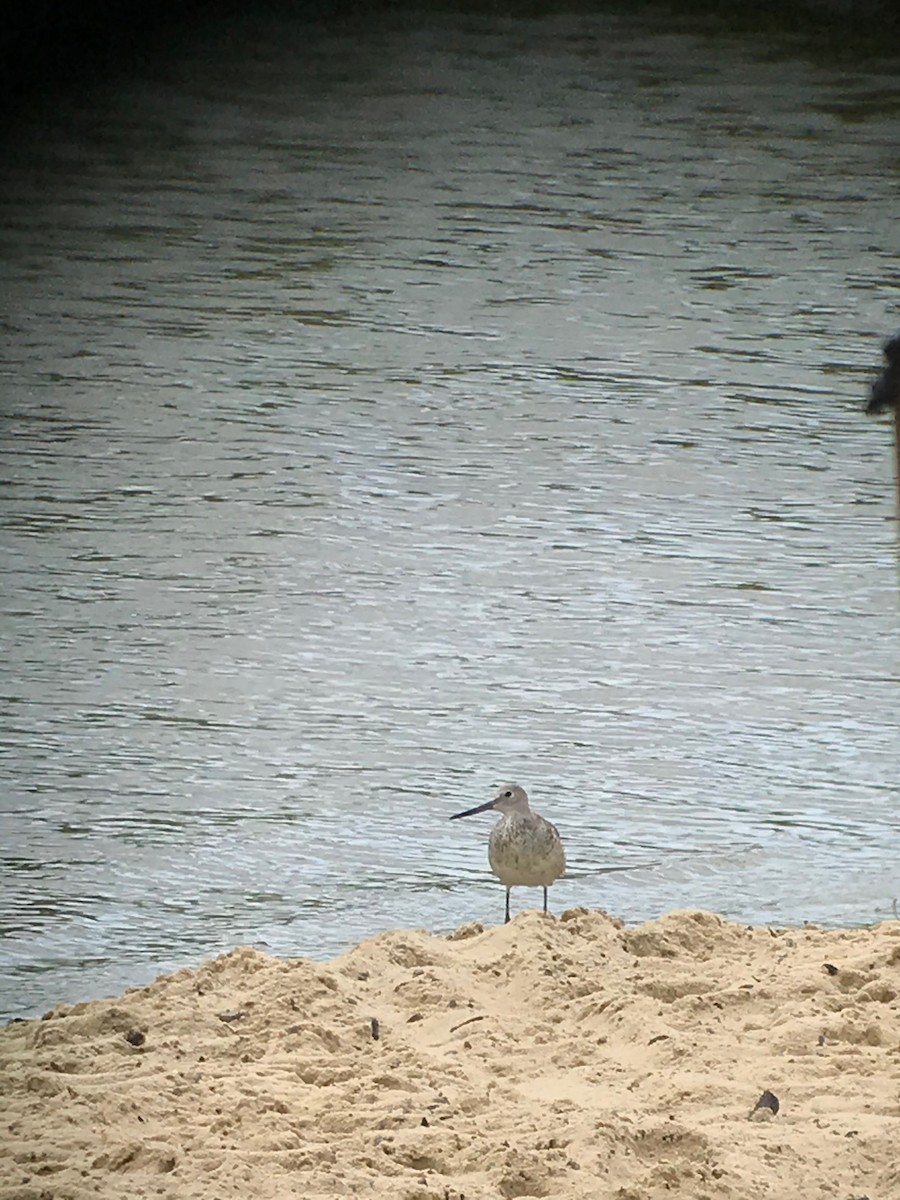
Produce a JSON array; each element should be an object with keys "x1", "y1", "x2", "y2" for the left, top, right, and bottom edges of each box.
[{"x1": 1, "y1": 5, "x2": 898, "y2": 1022}]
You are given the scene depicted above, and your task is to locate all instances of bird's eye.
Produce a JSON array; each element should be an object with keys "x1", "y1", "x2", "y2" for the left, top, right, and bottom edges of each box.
[{"x1": 504, "y1": 790, "x2": 512, "y2": 798}]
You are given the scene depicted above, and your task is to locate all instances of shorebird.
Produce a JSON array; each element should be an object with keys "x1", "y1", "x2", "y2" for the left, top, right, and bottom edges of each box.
[{"x1": 450, "y1": 783, "x2": 566, "y2": 924}]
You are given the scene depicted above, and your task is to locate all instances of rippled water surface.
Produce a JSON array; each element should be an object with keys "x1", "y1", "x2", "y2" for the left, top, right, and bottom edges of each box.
[{"x1": 1, "y1": 4, "x2": 899, "y2": 1021}]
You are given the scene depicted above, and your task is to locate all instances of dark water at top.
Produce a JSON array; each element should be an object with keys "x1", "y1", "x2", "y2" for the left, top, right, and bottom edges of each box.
[{"x1": 1, "y1": 4, "x2": 898, "y2": 1022}]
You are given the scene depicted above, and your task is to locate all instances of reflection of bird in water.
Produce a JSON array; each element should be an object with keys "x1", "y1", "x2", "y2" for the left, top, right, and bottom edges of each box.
[
  {"x1": 866, "y1": 332, "x2": 900, "y2": 511},
  {"x1": 450, "y1": 783, "x2": 565, "y2": 924}
]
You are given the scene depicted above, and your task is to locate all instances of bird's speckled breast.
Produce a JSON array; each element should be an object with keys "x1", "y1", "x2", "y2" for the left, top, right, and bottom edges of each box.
[{"x1": 487, "y1": 812, "x2": 565, "y2": 887}]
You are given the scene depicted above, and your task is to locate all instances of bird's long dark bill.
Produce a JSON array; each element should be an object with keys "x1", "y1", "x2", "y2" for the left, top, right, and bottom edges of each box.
[{"x1": 449, "y1": 799, "x2": 496, "y2": 820}]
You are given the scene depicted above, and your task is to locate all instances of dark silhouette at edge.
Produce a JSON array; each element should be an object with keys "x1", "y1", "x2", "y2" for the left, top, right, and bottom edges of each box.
[
  {"x1": 866, "y1": 332, "x2": 900, "y2": 518},
  {"x1": 867, "y1": 333, "x2": 900, "y2": 416}
]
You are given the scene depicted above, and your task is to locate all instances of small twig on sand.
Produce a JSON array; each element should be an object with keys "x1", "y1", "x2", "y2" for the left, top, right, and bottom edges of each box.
[{"x1": 449, "y1": 1014, "x2": 487, "y2": 1034}]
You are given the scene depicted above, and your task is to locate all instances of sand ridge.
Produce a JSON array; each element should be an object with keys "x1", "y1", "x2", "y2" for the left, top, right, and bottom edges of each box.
[{"x1": 1, "y1": 908, "x2": 899, "y2": 1199}]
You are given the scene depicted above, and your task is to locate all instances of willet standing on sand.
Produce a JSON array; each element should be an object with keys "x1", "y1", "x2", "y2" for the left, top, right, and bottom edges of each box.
[{"x1": 450, "y1": 783, "x2": 566, "y2": 924}]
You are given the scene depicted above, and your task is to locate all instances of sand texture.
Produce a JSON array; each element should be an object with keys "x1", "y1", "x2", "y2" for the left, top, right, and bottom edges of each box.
[{"x1": 2, "y1": 908, "x2": 899, "y2": 1200}]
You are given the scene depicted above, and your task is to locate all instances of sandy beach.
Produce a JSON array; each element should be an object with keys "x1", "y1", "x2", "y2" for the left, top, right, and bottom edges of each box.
[{"x1": 2, "y1": 908, "x2": 899, "y2": 1199}]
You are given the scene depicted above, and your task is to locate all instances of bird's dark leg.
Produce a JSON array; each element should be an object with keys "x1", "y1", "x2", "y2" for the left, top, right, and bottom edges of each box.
[
  {"x1": 543, "y1": 886, "x2": 548, "y2": 915},
  {"x1": 505, "y1": 888, "x2": 511, "y2": 924}
]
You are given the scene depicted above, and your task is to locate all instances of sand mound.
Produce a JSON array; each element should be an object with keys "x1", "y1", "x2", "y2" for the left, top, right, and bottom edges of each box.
[{"x1": 2, "y1": 909, "x2": 899, "y2": 1199}]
